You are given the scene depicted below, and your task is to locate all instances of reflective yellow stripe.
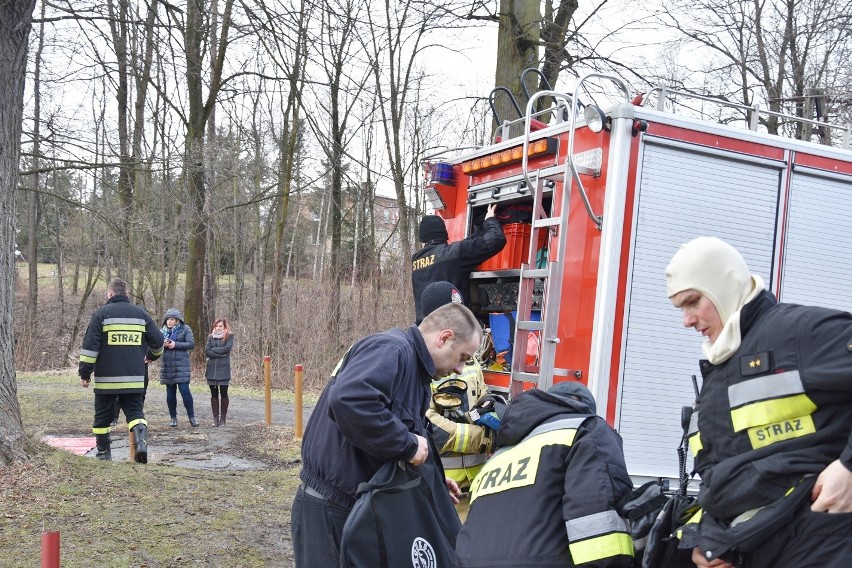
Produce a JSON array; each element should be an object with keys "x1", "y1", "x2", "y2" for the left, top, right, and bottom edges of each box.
[
  {"x1": 94, "y1": 381, "x2": 145, "y2": 390},
  {"x1": 445, "y1": 463, "x2": 484, "y2": 483},
  {"x1": 150, "y1": 347, "x2": 164, "y2": 356},
  {"x1": 471, "y1": 427, "x2": 578, "y2": 502},
  {"x1": 127, "y1": 418, "x2": 147, "y2": 430},
  {"x1": 569, "y1": 532, "x2": 634, "y2": 564},
  {"x1": 688, "y1": 432, "x2": 703, "y2": 456},
  {"x1": 452, "y1": 423, "x2": 471, "y2": 453},
  {"x1": 730, "y1": 394, "x2": 816, "y2": 431},
  {"x1": 92, "y1": 426, "x2": 110, "y2": 435},
  {"x1": 80, "y1": 355, "x2": 97, "y2": 363},
  {"x1": 747, "y1": 414, "x2": 816, "y2": 449}
]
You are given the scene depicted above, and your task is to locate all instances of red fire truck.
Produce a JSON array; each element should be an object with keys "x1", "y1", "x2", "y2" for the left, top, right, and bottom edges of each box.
[{"x1": 422, "y1": 72, "x2": 852, "y2": 484}]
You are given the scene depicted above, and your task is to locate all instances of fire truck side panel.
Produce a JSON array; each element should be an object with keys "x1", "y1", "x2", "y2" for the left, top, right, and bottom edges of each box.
[
  {"x1": 552, "y1": 127, "x2": 610, "y2": 385},
  {"x1": 781, "y1": 165, "x2": 852, "y2": 311},
  {"x1": 615, "y1": 134, "x2": 785, "y2": 479},
  {"x1": 424, "y1": 103, "x2": 852, "y2": 483}
]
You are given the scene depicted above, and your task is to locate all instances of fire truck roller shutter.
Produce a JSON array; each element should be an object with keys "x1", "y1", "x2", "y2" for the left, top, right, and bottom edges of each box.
[
  {"x1": 780, "y1": 167, "x2": 852, "y2": 311},
  {"x1": 616, "y1": 137, "x2": 782, "y2": 480}
]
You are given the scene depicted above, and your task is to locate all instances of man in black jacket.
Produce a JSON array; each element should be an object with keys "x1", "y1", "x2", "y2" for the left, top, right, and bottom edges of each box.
[
  {"x1": 666, "y1": 236, "x2": 852, "y2": 567},
  {"x1": 79, "y1": 278, "x2": 163, "y2": 463},
  {"x1": 456, "y1": 381, "x2": 635, "y2": 567},
  {"x1": 291, "y1": 303, "x2": 482, "y2": 568},
  {"x1": 412, "y1": 203, "x2": 506, "y2": 323}
]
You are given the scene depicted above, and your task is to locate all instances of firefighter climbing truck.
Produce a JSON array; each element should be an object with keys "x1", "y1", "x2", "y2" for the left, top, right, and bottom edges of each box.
[{"x1": 421, "y1": 72, "x2": 852, "y2": 484}]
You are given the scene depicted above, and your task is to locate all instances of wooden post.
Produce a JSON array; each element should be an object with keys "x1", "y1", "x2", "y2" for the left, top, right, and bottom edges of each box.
[
  {"x1": 129, "y1": 430, "x2": 136, "y2": 462},
  {"x1": 264, "y1": 355, "x2": 272, "y2": 426},
  {"x1": 294, "y1": 364, "x2": 304, "y2": 440}
]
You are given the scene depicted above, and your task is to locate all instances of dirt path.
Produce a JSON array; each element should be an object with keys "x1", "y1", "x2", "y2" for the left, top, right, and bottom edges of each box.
[{"x1": 35, "y1": 379, "x2": 315, "y2": 470}]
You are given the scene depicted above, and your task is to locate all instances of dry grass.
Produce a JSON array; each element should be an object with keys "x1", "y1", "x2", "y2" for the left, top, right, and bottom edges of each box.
[
  {"x1": 14, "y1": 264, "x2": 415, "y2": 392},
  {"x1": 1, "y1": 373, "x2": 304, "y2": 567}
]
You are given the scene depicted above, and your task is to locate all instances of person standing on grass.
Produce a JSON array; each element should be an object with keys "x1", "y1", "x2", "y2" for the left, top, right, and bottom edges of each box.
[
  {"x1": 79, "y1": 277, "x2": 163, "y2": 463},
  {"x1": 159, "y1": 308, "x2": 198, "y2": 427},
  {"x1": 204, "y1": 318, "x2": 234, "y2": 427}
]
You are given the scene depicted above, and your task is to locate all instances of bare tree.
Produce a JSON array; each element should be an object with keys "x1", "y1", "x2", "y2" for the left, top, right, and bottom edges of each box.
[
  {"x1": 364, "y1": 0, "x2": 453, "y2": 264},
  {"x1": 464, "y1": 1, "x2": 613, "y2": 135},
  {"x1": 0, "y1": 0, "x2": 37, "y2": 465},
  {"x1": 656, "y1": 0, "x2": 852, "y2": 140},
  {"x1": 25, "y1": 1, "x2": 46, "y2": 330},
  {"x1": 179, "y1": 0, "x2": 234, "y2": 341}
]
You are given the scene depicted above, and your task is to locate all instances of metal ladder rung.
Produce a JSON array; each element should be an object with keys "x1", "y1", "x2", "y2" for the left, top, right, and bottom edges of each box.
[
  {"x1": 511, "y1": 372, "x2": 540, "y2": 384},
  {"x1": 532, "y1": 218, "x2": 561, "y2": 228},
  {"x1": 516, "y1": 321, "x2": 544, "y2": 331},
  {"x1": 521, "y1": 268, "x2": 549, "y2": 279}
]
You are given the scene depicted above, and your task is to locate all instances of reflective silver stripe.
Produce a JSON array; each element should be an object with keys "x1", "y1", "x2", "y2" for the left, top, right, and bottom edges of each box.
[
  {"x1": 441, "y1": 453, "x2": 488, "y2": 469},
  {"x1": 103, "y1": 317, "x2": 147, "y2": 325},
  {"x1": 95, "y1": 375, "x2": 145, "y2": 383},
  {"x1": 80, "y1": 349, "x2": 99, "y2": 358},
  {"x1": 565, "y1": 510, "x2": 630, "y2": 541},
  {"x1": 526, "y1": 417, "x2": 587, "y2": 439},
  {"x1": 486, "y1": 416, "x2": 587, "y2": 461},
  {"x1": 728, "y1": 370, "x2": 805, "y2": 408},
  {"x1": 688, "y1": 410, "x2": 699, "y2": 436}
]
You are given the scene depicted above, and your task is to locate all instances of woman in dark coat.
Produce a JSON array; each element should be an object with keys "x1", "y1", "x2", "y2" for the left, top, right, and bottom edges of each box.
[
  {"x1": 160, "y1": 308, "x2": 197, "y2": 427},
  {"x1": 204, "y1": 317, "x2": 234, "y2": 426}
]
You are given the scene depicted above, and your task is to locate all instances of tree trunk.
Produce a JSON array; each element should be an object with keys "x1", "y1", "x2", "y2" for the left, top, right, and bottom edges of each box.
[
  {"x1": 0, "y1": 0, "x2": 37, "y2": 466},
  {"x1": 26, "y1": 1, "x2": 45, "y2": 331},
  {"x1": 492, "y1": 0, "x2": 541, "y2": 137}
]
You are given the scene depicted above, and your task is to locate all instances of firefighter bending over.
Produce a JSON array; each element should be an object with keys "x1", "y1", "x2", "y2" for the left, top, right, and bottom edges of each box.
[
  {"x1": 456, "y1": 381, "x2": 635, "y2": 567},
  {"x1": 290, "y1": 303, "x2": 481, "y2": 568},
  {"x1": 411, "y1": 203, "x2": 506, "y2": 324},
  {"x1": 79, "y1": 277, "x2": 164, "y2": 463},
  {"x1": 667, "y1": 236, "x2": 852, "y2": 568}
]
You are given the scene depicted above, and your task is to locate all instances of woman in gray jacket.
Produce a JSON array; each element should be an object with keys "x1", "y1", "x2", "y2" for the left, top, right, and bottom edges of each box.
[
  {"x1": 204, "y1": 317, "x2": 234, "y2": 426},
  {"x1": 160, "y1": 308, "x2": 198, "y2": 427}
]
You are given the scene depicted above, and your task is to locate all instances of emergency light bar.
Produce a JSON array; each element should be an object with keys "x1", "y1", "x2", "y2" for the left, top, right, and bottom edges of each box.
[{"x1": 461, "y1": 138, "x2": 558, "y2": 175}]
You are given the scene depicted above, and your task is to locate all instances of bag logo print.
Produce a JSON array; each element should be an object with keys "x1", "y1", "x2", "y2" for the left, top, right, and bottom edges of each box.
[{"x1": 411, "y1": 536, "x2": 437, "y2": 568}]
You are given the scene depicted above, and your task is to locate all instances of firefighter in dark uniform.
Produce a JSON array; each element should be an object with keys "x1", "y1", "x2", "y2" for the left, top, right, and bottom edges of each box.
[
  {"x1": 456, "y1": 381, "x2": 635, "y2": 567},
  {"x1": 79, "y1": 277, "x2": 164, "y2": 463},
  {"x1": 411, "y1": 203, "x2": 506, "y2": 323},
  {"x1": 666, "y1": 236, "x2": 852, "y2": 568}
]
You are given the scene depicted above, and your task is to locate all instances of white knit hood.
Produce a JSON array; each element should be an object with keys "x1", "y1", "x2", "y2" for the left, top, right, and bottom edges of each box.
[{"x1": 666, "y1": 237, "x2": 765, "y2": 364}]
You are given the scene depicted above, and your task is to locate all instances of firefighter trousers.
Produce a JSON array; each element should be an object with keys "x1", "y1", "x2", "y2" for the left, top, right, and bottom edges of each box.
[
  {"x1": 94, "y1": 392, "x2": 145, "y2": 432},
  {"x1": 740, "y1": 497, "x2": 852, "y2": 567}
]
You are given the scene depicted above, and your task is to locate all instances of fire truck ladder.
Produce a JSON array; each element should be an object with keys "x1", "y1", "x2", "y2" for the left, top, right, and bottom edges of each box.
[{"x1": 509, "y1": 77, "x2": 630, "y2": 397}]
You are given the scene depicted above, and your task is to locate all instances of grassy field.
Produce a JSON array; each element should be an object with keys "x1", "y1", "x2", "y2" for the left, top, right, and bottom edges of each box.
[{"x1": 1, "y1": 373, "x2": 304, "y2": 567}]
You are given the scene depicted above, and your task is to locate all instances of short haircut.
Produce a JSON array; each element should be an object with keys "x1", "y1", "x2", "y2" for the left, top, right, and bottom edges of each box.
[
  {"x1": 108, "y1": 277, "x2": 128, "y2": 296},
  {"x1": 419, "y1": 303, "x2": 481, "y2": 344}
]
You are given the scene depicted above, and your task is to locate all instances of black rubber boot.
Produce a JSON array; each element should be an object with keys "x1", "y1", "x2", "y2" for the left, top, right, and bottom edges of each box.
[
  {"x1": 211, "y1": 398, "x2": 220, "y2": 427},
  {"x1": 132, "y1": 424, "x2": 148, "y2": 464},
  {"x1": 220, "y1": 397, "x2": 229, "y2": 426},
  {"x1": 95, "y1": 434, "x2": 111, "y2": 461}
]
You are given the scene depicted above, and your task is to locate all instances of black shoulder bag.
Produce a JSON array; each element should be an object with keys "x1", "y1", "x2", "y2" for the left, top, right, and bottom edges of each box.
[{"x1": 340, "y1": 458, "x2": 460, "y2": 568}]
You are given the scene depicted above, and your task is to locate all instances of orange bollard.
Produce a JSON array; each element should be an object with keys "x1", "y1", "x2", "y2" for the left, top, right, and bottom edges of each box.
[
  {"x1": 41, "y1": 530, "x2": 59, "y2": 568},
  {"x1": 264, "y1": 356, "x2": 272, "y2": 426},
  {"x1": 294, "y1": 364, "x2": 304, "y2": 440}
]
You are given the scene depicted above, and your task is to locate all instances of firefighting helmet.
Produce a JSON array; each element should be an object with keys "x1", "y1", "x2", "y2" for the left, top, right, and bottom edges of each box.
[{"x1": 432, "y1": 378, "x2": 468, "y2": 414}]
